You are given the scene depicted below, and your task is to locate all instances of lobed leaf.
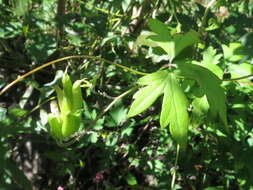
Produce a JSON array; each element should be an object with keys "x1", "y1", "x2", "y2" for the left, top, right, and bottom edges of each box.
[
  {"x1": 128, "y1": 70, "x2": 189, "y2": 149},
  {"x1": 160, "y1": 73, "x2": 189, "y2": 149},
  {"x1": 137, "y1": 70, "x2": 168, "y2": 86},
  {"x1": 148, "y1": 19, "x2": 171, "y2": 39},
  {"x1": 128, "y1": 84, "x2": 164, "y2": 117},
  {"x1": 177, "y1": 61, "x2": 227, "y2": 129},
  {"x1": 146, "y1": 19, "x2": 200, "y2": 62}
]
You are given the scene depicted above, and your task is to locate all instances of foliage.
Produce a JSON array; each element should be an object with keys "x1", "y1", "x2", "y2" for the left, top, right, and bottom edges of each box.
[{"x1": 0, "y1": 0, "x2": 253, "y2": 189}]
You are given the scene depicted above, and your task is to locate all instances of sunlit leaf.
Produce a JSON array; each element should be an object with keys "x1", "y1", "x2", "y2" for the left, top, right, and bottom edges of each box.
[
  {"x1": 128, "y1": 83, "x2": 164, "y2": 117},
  {"x1": 177, "y1": 61, "x2": 227, "y2": 129},
  {"x1": 160, "y1": 73, "x2": 189, "y2": 149},
  {"x1": 222, "y1": 42, "x2": 246, "y2": 62},
  {"x1": 202, "y1": 47, "x2": 223, "y2": 78},
  {"x1": 145, "y1": 19, "x2": 200, "y2": 61},
  {"x1": 148, "y1": 19, "x2": 171, "y2": 38},
  {"x1": 128, "y1": 70, "x2": 189, "y2": 148},
  {"x1": 173, "y1": 30, "x2": 200, "y2": 60},
  {"x1": 191, "y1": 96, "x2": 210, "y2": 127},
  {"x1": 137, "y1": 70, "x2": 168, "y2": 86},
  {"x1": 126, "y1": 173, "x2": 137, "y2": 186}
]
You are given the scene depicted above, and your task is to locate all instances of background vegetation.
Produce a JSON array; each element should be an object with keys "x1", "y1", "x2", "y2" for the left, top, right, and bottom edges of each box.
[{"x1": 0, "y1": 0, "x2": 253, "y2": 189}]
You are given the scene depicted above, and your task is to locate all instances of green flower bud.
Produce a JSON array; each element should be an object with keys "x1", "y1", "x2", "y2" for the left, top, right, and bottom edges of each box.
[
  {"x1": 72, "y1": 80, "x2": 83, "y2": 111},
  {"x1": 48, "y1": 72, "x2": 86, "y2": 140},
  {"x1": 48, "y1": 113, "x2": 63, "y2": 140},
  {"x1": 62, "y1": 72, "x2": 73, "y2": 105},
  {"x1": 61, "y1": 111, "x2": 81, "y2": 138}
]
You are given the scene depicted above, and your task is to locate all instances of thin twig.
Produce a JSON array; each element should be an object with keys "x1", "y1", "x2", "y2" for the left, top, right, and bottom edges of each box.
[
  {"x1": 0, "y1": 55, "x2": 147, "y2": 96},
  {"x1": 222, "y1": 74, "x2": 253, "y2": 82},
  {"x1": 171, "y1": 144, "x2": 180, "y2": 190}
]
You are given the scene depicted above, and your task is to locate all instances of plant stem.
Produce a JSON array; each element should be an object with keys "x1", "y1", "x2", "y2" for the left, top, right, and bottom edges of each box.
[
  {"x1": 169, "y1": 0, "x2": 180, "y2": 24},
  {"x1": 56, "y1": 0, "x2": 66, "y2": 44},
  {"x1": 222, "y1": 74, "x2": 253, "y2": 81},
  {"x1": 0, "y1": 55, "x2": 147, "y2": 96},
  {"x1": 171, "y1": 144, "x2": 180, "y2": 190},
  {"x1": 199, "y1": 0, "x2": 216, "y2": 33}
]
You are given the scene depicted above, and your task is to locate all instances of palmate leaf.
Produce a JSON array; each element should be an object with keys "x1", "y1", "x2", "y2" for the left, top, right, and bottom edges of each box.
[
  {"x1": 128, "y1": 70, "x2": 168, "y2": 117},
  {"x1": 177, "y1": 61, "x2": 227, "y2": 129},
  {"x1": 128, "y1": 70, "x2": 189, "y2": 149},
  {"x1": 146, "y1": 19, "x2": 200, "y2": 62}
]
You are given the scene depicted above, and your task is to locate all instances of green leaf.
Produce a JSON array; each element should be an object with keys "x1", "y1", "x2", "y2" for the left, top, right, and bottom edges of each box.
[
  {"x1": 126, "y1": 173, "x2": 137, "y2": 186},
  {"x1": 129, "y1": 71, "x2": 171, "y2": 116},
  {"x1": 128, "y1": 83, "x2": 164, "y2": 117},
  {"x1": 173, "y1": 30, "x2": 200, "y2": 60},
  {"x1": 72, "y1": 80, "x2": 83, "y2": 111},
  {"x1": 62, "y1": 72, "x2": 73, "y2": 102},
  {"x1": 8, "y1": 107, "x2": 28, "y2": 117},
  {"x1": 222, "y1": 42, "x2": 246, "y2": 62},
  {"x1": 202, "y1": 47, "x2": 223, "y2": 78},
  {"x1": 13, "y1": 0, "x2": 29, "y2": 17},
  {"x1": 177, "y1": 62, "x2": 227, "y2": 129},
  {"x1": 136, "y1": 31, "x2": 159, "y2": 47},
  {"x1": 160, "y1": 73, "x2": 189, "y2": 149},
  {"x1": 109, "y1": 105, "x2": 128, "y2": 126},
  {"x1": 204, "y1": 187, "x2": 224, "y2": 190},
  {"x1": 146, "y1": 19, "x2": 200, "y2": 61},
  {"x1": 191, "y1": 96, "x2": 210, "y2": 127},
  {"x1": 137, "y1": 70, "x2": 169, "y2": 86},
  {"x1": 128, "y1": 70, "x2": 189, "y2": 148},
  {"x1": 88, "y1": 132, "x2": 98, "y2": 143},
  {"x1": 148, "y1": 19, "x2": 171, "y2": 38},
  {"x1": 228, "y1": 62, "x2": 253, "y2": 89}
]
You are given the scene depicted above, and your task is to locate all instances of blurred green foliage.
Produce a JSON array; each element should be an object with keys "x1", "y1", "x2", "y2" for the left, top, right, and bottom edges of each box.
[{"x1": 0, "y1": 0, "x2": 253, "y2": 189}]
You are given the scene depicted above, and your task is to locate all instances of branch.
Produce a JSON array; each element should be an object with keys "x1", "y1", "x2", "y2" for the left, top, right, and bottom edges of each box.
[{"x1": 0, "y1": 55, "x2": 147, "y2": 96}]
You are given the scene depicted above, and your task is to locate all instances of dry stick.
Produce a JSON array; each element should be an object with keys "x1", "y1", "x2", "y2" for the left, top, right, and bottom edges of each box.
[{"x1": 0, "y1": 55, "x2": 147, "y2": 96}]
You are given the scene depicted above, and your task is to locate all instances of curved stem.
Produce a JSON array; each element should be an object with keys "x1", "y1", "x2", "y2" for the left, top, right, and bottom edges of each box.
[
  {"x1": 222, "y1": 74, "x2": 253, "y2": 82},
  {"x1": 0, "y1": 55, "x2": 147, "y2": 96},
  {"x1": 171, "y1": 144, "x2": 180, "y2": 190}
]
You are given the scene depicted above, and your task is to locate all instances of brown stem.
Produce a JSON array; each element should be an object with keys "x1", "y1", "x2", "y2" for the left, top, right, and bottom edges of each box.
[{"x1": 56, "y1": 0, "x2": 66, "y2": 44}]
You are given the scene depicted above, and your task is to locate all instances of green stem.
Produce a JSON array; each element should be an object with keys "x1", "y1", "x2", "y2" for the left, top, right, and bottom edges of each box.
[
  {"x1": 199, "y1": 0, "x2": 216, "y2": 33},
  {"x1": 171, "y1": 144, "x2": 180, "y2": 190},
  {"x1": 0, "y1": 55, "x2": 147, "y2": 96},
  {"x1": 169, "y1": 0, "x2": 180, "y2": 24}
]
